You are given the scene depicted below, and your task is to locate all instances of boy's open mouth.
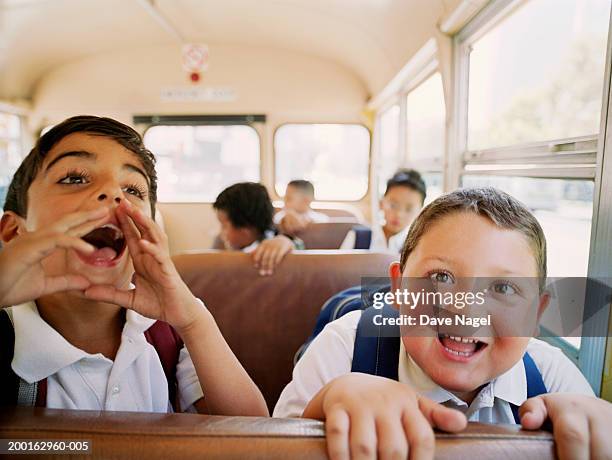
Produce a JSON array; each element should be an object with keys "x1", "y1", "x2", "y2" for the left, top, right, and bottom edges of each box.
[
  {"x1": 79, "y1": 224, "x2": 127, "y2": 266},
  {"x1": 437, "y1": 333, "x2": 488, "y2": 360}
]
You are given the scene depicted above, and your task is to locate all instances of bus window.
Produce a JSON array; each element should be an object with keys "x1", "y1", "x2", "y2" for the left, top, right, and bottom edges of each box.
[
  {"x1": 0, "y1": 113, "x2": 23, "y2": 208},
  {"x1": 406, "y1": 72, "x2": 445, "y2": 202},
  {"x1": 144, "y1": 125, "x2": 260, "y2": 202},
  {"x1": 275, "y1": 124, "x2": 370, "y2": 201},
  {"x1": 468, "y1": 0, "x2": 611, "y2": 150},
  {"x1": 377, "y1": 105, "x2": 401, "y2": 196},
  {"x1": 456, "y1": 0, "x2": 612, "y2": 379}
]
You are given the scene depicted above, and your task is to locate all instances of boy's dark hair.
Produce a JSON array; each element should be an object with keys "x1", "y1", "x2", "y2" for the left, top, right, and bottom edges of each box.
[
  {"x1": 4, "y1": 115, "x2": 157, "y2": 218},
  {"x1": 385, "y1": 169, "x2": 426, "y2": 204},
  {"x1": 287, "y1": 180, "x2": 315, "y2": 198},
  {"x1": 400, "y1": 187, "x2": 547, "y2": 291},
  {"x1": 213, "y1": 182, "x2": 273, "y2": 237}
]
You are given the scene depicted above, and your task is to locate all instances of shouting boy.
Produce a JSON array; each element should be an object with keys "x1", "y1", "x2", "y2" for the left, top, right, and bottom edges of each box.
[{"x1": 0, "y1": 116, "x2": 268, "y2": 415}]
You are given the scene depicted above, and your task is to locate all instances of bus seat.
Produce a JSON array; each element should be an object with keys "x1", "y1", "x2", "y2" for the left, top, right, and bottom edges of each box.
[
  {"x1": 173, "y1": 250, "x2": 396, "y2": 410},
  {"x1": 209, "y1": 219, "x2": 362, "y2": 250},
  {"x1": 1, "y1": 406, "x2": 555, "y2": 459},
  {"x1": 297, "y1": 220, "x2": 361, "y2": 249},
  {"x1": 273, "y1": 205, "x2": 360, "y2": 222}
]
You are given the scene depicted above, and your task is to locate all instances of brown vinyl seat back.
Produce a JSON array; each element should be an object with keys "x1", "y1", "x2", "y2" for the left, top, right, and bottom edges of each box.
[
  {"x1": 297, "y1": 220, "x2": 361, "y2": 249},
  {"x1": 173, "y1": 250, "x2": 397, "y2": 410},
  {"x1": 1, "y1": 407, "x2": 556, "y2": 459},
  {"x1": 273, "y1": 206, "x2": 360, "y2": 222},
  {"x1": 210, "y1": 219, "x2": 361, "y2": 249}
]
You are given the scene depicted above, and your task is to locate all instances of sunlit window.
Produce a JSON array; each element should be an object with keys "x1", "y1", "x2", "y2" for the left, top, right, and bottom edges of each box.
[
  {"x1": 377, "y1": 105, "x2": 400, "y2": 196},
  {"x1": 468, "y1": 0, "x2": 611, "y2": 149},
  {"x1": 0, "y1": 113, "x2": 23, "y2": 208},
  {"x1": 275, "y1": 124, "x2": 370, "y2": 201},
  {"x1": 406, "y1": 72, "x2": 445, "y2": 163},
  {"x1": 144, "y1": 125, "x2": 260, "y2": 202}
]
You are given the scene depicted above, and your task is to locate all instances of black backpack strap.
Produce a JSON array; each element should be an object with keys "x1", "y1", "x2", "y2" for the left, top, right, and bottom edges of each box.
[
  {"x1": 352, "y1": 225, "x2": 372, "y2": 249},
  {"x1": 351, "y1": 305, "x2": 400, "y2": 380},
  {"x1": 0, "y1": 309, "x2": 48, "y2": 407},
  {"x1": 0, "y1": 309, "x2": 19, "y2": 406},
  {"x1": 510, "y1": 352, "x2": 548, "y2": 424}
]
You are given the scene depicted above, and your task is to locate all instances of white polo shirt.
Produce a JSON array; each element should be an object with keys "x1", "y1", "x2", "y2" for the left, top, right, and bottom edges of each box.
[
  {"x1": 273, "y1": 311, "x2": 594, "y2": 422},
  {"x1": 7, "y1": 301, "x2": 204, "y2": 412}
]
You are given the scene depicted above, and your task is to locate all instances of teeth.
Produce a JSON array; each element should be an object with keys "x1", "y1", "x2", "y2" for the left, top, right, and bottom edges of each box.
[
  {"x1": 444, "y1": 334, "x2": 477, "y2": 344},
  {"x1": 443, "y1": 346, "x2": 473, "y2": 357},
  {"x1": 100, "y1": 224, "x2": 124, "y2": 239}
]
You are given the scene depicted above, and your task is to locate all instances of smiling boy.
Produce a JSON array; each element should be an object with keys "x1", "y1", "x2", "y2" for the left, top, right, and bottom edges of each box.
[
  {"x1": 274, "y1": 187, "x2": 612, "y2": 459},
  {"x1": 0, "y1": 116, "x2": 268, "y2": 415}
]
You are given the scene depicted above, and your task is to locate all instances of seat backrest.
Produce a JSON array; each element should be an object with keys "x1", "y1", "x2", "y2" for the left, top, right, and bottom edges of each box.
[
  {"x1": 1, "y1": 407, "x2": 556, "y2": 460},
  {"x1": 273, "y1": 206, "x2": 360, "y2": 222},
  {"x1": 173, "y1": 250, "x2": 397, "y2": 410},
  {"x1": 297, "y1": 220, "x2": 361, "y2": 249}
]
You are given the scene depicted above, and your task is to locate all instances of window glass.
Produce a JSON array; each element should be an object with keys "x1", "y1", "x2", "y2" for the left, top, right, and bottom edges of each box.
[
  {"x1": 406, "y1": 73, "x2": 445, "y2": 163},
  {"x1": 377, "y1": 105, "x2": 400, "y2": 196},
  {"x1": 275, "y1": 124, "x2": 370, "y2": 201},
  {"x1": 462, "y1": 175, "x2": 594, "y2": 349},
  {"x1": 144, "y1": 125, "x2": 260, "y2": 202},
  {"x1": 468, "y1": 0, "x2": 611, "y2": 149},
  {"x1": 421, "y1": 172, "x2": 443, "y2": 205},
  {"x1": 0, "y1": 113, "x2": 23, "y2": 208}
]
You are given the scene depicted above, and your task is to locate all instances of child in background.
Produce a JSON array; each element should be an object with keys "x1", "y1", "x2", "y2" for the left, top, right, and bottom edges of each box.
[
  {"x1": 213, "y1": 182, "x2": 303, "y2": 276},
  {"x1": 0, "y1": 116, "x2": 268, "y2": 415},
  {"x1": 274, "y1": 180, "x2": 329, "y2": 235},
  {"x1": 341, "y1": 169, "x2": 426, "y2": 253},
  {"x1": 275, "y1": 187, "x2": 612, "y2": 460}
]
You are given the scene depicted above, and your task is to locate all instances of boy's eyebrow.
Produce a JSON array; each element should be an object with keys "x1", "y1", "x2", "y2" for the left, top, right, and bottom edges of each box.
[
  {"x1": 123, "y1": 163, "x2": 150, "y2": 186},
  {"x1": 44, "y1": 151, "x2": 149, "y2": 186},
  {"x1": 44, "y1": 150, "x2": 95, "y2": 174}
]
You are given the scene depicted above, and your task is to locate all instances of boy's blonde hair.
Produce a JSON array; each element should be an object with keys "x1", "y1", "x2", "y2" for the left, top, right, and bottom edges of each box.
[{"x1": 399, "y1": 187, "x2": 547, "y2": 291}]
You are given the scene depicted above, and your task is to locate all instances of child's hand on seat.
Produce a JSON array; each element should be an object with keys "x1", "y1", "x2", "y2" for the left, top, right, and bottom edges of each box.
[
  {"x1": 303, "y1": 373, "x2": 467, "y2": 460},
  {"x1": 252, "y1": 235, "x2": 294, "y2": 276},
  {"x1": 84, "y1": 200, "x2": 203, "y2": 333},
  {"x1": 520, "y1": 393, "x2": 612, "y2": 460},
  {"x1": 0, "y1": 207, "x2": 109, "y2": 306}
]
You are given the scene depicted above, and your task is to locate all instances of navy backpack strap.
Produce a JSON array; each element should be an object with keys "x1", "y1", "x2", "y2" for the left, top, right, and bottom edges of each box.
[
  {"x1": 351, "y1": 305, "x2": 400, "y2": 380},
  {"x1": 352, "y1": 225, "x2": 372, "y2": 250},
  {"x1": 510, "y1": 352, "x2": 548, "y2": 424}
]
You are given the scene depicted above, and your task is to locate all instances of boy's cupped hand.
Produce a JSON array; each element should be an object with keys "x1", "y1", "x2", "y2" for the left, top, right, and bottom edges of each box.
[
  {"x1": 0, "y1": 207, "x2": 109, "y2": 307},
  {"x1": 83, "y1": 200, "x2": 204, "y2": 333},
  {"x1": 304, "y1": 373, "x2": 467, "y2": 460},
  {"x1": 520, "y1": 393, "x2": 612, "y2": 460}
]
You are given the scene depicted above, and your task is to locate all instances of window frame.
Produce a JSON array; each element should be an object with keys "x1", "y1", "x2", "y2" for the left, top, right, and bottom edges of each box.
[
  {"x1": 369, "y1": 39, "x2": 445, "y2": 205},
  {"x1": 451, "y1": 0, "x2": 612, "y2": 394},
  {"x1": 140, "y1": 120, "x2": 263, "y2": 204},
  {"x1": 272, "y1": 122, "x2": 372, "y2": 202}
]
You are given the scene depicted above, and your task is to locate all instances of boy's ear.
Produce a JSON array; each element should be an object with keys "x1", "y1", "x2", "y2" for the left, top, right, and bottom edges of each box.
[
  {"x1": 389, "y1": 262, "x2": 403, "y2": 289},
  {"x1": 389, "y1": 262, "x2": 403, "y2": 310},
  {"x1": 0, "y1": 211, "x2": 25, "y2": 244},
  {"x1": 536, "y1": 290, "x2": 551, "y2": 320}
]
